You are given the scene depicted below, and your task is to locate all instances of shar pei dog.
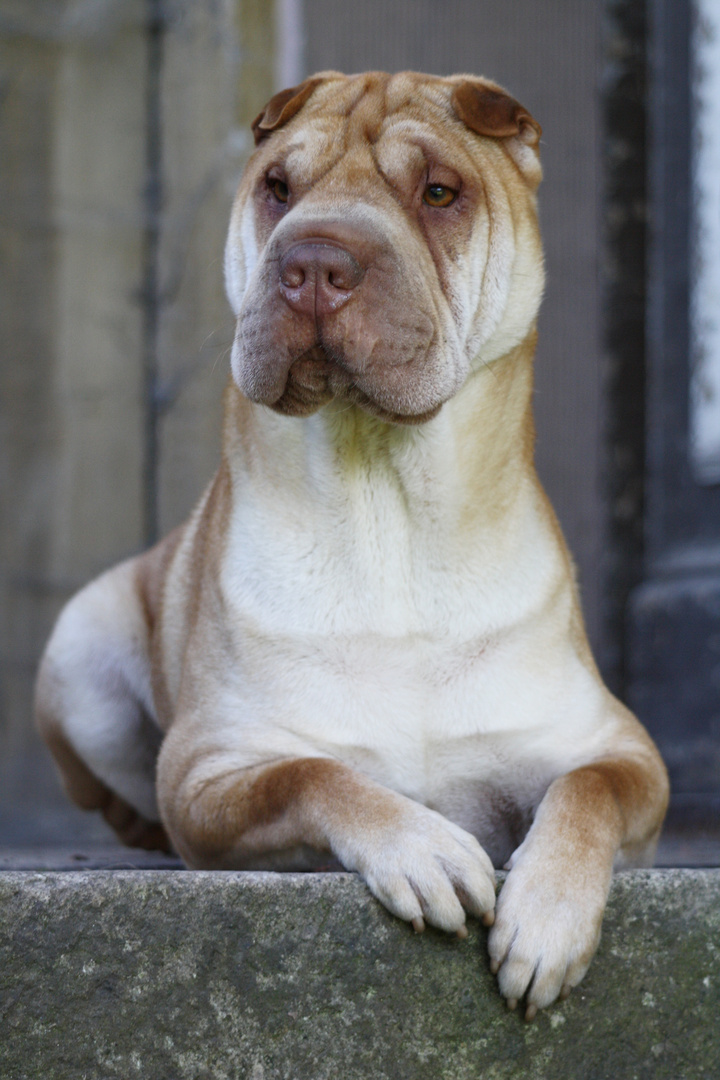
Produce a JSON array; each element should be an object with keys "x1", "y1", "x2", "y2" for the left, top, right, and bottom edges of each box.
[{"x1": 36, "y1": 71, "x2": 668, "y2": 1020}]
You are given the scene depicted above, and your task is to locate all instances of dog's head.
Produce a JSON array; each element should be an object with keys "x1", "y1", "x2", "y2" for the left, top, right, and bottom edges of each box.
[{"x1": 225, "y1": 71, "x2": 544, "y2": 425}]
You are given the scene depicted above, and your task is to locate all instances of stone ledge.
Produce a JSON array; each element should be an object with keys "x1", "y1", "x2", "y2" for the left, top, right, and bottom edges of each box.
[{"x1": 0, "y1": 869, "x2": 718, "y2": 1080}]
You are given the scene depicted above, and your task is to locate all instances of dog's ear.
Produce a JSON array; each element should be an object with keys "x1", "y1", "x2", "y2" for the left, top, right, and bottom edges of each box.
[
  {"x1": 451, "y1": 80, "x2": 542, "y2": 187},
  {"x1": 251, "y1": 78, "x2": 323, "y2": 145}
]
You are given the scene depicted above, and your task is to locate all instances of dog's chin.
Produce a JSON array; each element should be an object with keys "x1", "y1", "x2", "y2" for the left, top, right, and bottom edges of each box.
[
  {"x1": 269, "y1": 377, "x2": 335, "y2": 418},
  {"x1": 269, "y1": 385, "x2": 443, "y2": 425},
  {"x1": 267, "y1": 348, "x2": 444, "y2": 426},
  {"x1": 341, "y1": 386, "x2": 443, "y2": 426}
]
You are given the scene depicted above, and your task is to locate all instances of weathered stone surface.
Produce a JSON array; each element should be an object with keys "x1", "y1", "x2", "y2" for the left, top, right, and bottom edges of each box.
[{"x1": 0, "y1": 869, "x2": 718, "y2": 1079}]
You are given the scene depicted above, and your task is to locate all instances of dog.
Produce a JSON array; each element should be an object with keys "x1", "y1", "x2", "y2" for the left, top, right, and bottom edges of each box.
[{"x1": 36, "y1": 71, "x2": 668, "y2": 1020}]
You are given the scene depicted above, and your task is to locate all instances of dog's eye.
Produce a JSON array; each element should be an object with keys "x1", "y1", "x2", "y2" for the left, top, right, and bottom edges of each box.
[
  {"x1": 268, "y1": 177, "x2": 289, "y2": 204},
  {"x1": 423, "y1": 184, "x2": 457, "y2": 208}
]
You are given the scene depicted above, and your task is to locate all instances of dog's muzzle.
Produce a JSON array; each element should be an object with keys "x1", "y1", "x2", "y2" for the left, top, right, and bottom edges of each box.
[{"x1": 231, "y1": 216, "x2": 451, "y2": 423}]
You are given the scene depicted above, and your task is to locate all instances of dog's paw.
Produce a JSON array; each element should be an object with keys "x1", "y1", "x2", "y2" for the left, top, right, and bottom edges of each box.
[
  {"x1": 487, "y1": 847, "x2": 608, "y2": 1020},
  {"x1": 350, "y1": 803, "x2": 496, "y2": 936}
]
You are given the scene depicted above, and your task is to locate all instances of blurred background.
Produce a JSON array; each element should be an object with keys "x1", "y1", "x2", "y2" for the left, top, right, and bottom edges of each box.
[{"x1": 0, "y1": 0, "x2": 718, "y2": 865}]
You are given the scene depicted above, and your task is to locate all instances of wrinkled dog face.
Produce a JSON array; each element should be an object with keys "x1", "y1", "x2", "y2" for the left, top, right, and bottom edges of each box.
[{"x1": 225, "y1": 71, "x2": 545, "y2": 424}]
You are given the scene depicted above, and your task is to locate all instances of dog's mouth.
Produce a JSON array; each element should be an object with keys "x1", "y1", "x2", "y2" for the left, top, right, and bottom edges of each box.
[
  {"x1": 269, "y1": 345, "x2": 337, "y2": 417},
  {"x1": 269, "y1": 344, "x2": 442, "y2": 426}
]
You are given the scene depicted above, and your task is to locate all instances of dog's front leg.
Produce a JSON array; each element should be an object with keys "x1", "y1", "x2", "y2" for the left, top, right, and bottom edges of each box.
[
  {"x1": 158, "y1": 748, "x2": 496, "y2": 936},
  {"x1": 488, "y1": 751, "x2": 669, "y2": 1019}
]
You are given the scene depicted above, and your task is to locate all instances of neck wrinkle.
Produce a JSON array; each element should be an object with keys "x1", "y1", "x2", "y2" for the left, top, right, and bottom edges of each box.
[{"x1": 222, "y1": 331, "x2": 538, "y2": 538}]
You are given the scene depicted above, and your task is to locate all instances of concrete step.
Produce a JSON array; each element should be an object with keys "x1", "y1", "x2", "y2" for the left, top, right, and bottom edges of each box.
[{"x1": 1, "y1": 868, "x2": 718, "y2": 1080}]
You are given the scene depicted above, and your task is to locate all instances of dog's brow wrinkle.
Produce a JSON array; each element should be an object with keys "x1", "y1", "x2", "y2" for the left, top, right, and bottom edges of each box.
[
  {"x1": 370, "y1": 150, "x2": 405, "y2": 201},
  {"x1": 311, "y1": 159, "x2": 343, "y2": 190},
  {"x1": 344, "y1": 78, "x2": 387, "y2": 145}
]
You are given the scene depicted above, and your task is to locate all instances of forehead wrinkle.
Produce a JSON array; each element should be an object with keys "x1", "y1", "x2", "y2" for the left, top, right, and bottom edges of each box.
[
  {"x1": 367, "y1": 140, "x2": 413, "y2": 204},
  {"x1": 281, "y1": 77, "x2": 390, "y2": 182},
  {"x1": 303, "y1": 71, "x2": 390, "y2": 130},
  {"x1": 292, "y1": 95, "x2": 404, "y2": 204},
  {"x1": 379, "y1": 115, "x2": 474, "y2": 167},
  {"x1": 275, "y1": 73, "x2": 504, "y2": 209},
  {"x1": 372, "y1": 140, "x2": 426, "y2": 206},
  {"x1": 345, "y1": 78, "x2": 388, "y2": 145},
  {"x1": 384, "y1": 74, "x2": 457, "y2": 124},
  {"x1": 281, "y1": 115, "x2": 345, "y2": 183}
]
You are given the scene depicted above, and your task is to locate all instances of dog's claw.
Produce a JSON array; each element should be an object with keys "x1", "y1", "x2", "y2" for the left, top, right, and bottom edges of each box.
[
  {"x1": 506, "y1": 997, "x2": 518, "y2": 1011},
  {"x1": 456, "y1": 924, "x2": 468, "y2": 940},
  {"x1": 490, "y1": 959, "x2": 500, "y2": 975},
  {"x1": 525, "y1": 1003, "x2": 537, "y2": 1022},
  {"x1": 482, "y1": 910, "x2": 495, "y2": 927},
  {"x1": 412, "y1": 916, "x2": 425, "y2": 934},
  {"x1": 560, "y1": 983, "x2": 572, "y2": 1000}
]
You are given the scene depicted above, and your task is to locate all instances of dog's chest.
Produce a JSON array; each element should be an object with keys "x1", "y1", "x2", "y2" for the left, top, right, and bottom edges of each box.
[
  {"x1": 228, "y1": 622, "x2": 577, "y2": 863},
  {"x1": 194, "y1": 429, "x2": 606, "y2": 835},
  {"x1": 217, "y1": 548, "x2": 598, "y2": 790}
]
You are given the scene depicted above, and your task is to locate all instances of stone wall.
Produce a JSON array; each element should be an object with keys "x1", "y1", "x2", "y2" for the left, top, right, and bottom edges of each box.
[
  {"x1": 0, "y1": 0, "x2": 275, "y2": 843},
  {"x1": 1, "y1": 869, "x2": 718, "y2": 1079}
]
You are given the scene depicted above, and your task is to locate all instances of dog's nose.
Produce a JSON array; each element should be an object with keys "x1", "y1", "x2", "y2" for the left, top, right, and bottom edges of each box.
[{"x1": 279, "y1": 242, "x2": 364, "y2": 317}]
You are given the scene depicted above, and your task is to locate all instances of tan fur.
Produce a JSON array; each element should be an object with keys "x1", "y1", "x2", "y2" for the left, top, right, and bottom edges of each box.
[
  {"x1": 35, "y1": 71, "x2": 668, "y2": 1019},
  {"x1": 38, "y1": 716, "x2": 170, "y2": 852}
]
